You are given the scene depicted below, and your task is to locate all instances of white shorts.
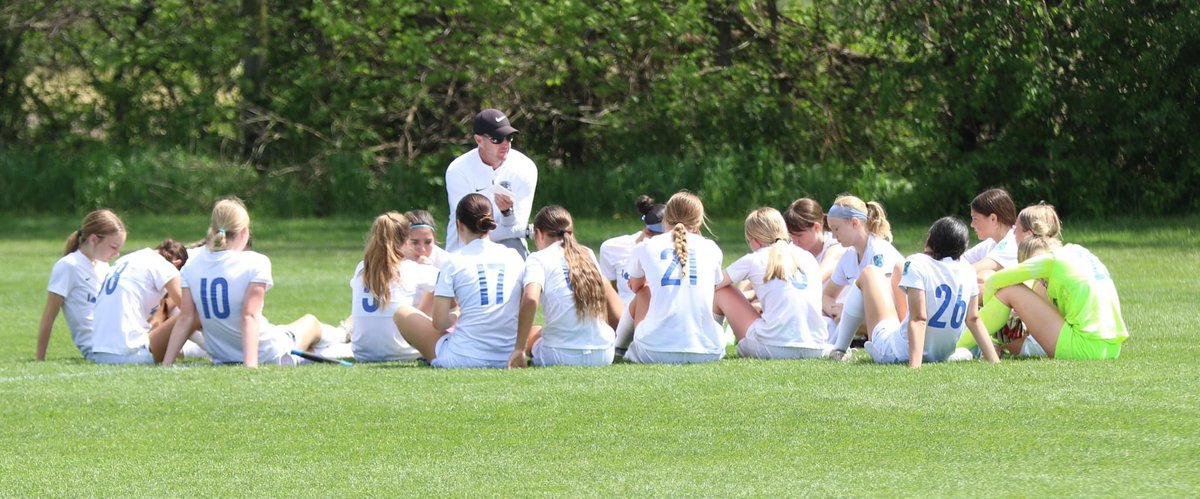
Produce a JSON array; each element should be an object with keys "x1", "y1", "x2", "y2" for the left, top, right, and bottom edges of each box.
[
  {"x1": 531, "y1": 339, "x2": 614, "y2": 367},
  {"x1": 736, "y1": 325, "x2": 831, "y2": 360},
  {"x1": 429, "y1": 334, "x2": 507, "y2": 369},
  {"x1": 624, "y1": 341, "x2": 723, "y2": 365},
  {"x1": 864, "y1": 319, "x2": 905, "y2": 364},
  {"x1": 92, "y1": 346, "x2": 154, "y2": 365}
]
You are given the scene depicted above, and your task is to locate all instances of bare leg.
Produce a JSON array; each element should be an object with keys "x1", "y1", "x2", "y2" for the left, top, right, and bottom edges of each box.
[
  {"x1": 394, "y1": 305, "x2": 446, "y2": 360},
  {"x1": 992, "y1": 285, "x2": 1064, "y2": 358},
  {"x1": 713, "y1": 286, "x2": 759, "y2": 341},
  {"x1": 148, "y1": 313, "x2": 183, "y2": 364},
  {"x1": 287, "y1": 314, "x2": 324, "y2": 351},
  {"x1": 857, "y1": 265, "x2": 899, "y2": 339}
]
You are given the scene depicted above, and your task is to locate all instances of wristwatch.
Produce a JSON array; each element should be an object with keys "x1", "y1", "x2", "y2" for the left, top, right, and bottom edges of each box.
[{"x1": 501, "y1": 208, "x2": 513, "y2": 216}]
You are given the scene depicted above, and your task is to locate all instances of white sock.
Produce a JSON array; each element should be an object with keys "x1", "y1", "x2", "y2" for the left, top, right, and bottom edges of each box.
[
  {"x1": 615, "y1": 306, "x2": 635, "y2": 350},
  {"x1": 833, "y1": 286, "x2": 865, "y2": 352}
]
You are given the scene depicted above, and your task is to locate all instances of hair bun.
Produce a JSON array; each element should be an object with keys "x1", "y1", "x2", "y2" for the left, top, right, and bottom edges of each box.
[
  {"x1": 635, "y1": 195, "x2": 656, "y2": 215},
  {"x1": 478, "y1": 216, "x2": 498, "y2": 232}
]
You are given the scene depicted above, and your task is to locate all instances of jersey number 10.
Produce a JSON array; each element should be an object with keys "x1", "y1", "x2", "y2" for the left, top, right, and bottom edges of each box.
[{"x1": 199, "y1": 277, "x2": 231, "y2": 319}]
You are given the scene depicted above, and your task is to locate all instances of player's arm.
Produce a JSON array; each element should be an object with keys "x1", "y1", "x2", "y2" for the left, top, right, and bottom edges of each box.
[
  {"x1": 35, "y1": 292, "x2": 66, "y2": 361},
  {"x1": 241, "y1": 282, "x2": 268, "y2": 368},
  {"x1": 965, "y1": 294, "x2": 1000, "y2": 363},
  {"x1": 905, "y1": 287, "x2": 928, "y2": 369},
  {"x1": 982, "y1": 254, "x2": 1054, "y2": 302},
  {"x1": 432, "y1": 296, "x2": 455, "y2": 332},
  {"x1": 162, "y1": 288, "x2": 198, "y2": 367},
  {"x1": 822, "y1": 280, "x2": 845, "y2": 321},
  {"x1": 511, "y1": 283, "x2": 541, "y2": 368},
  {"x1": 972, "y1": 257, "x2": 1002, "y2": 274}
]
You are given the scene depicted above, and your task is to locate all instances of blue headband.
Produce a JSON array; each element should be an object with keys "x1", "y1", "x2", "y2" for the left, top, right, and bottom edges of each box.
[
  {"x1": 645, "y1": 223, "x2": 664, "y2": 234},
  {"x1": 828, "y1": 204, "x2": 868, "y2": 220},
  {"x1": 411, "y1": 224, "x2": 435, "y2": 230}
]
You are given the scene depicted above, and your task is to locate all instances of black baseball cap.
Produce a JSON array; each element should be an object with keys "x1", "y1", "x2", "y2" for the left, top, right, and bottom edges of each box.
[{"x1": 473, "y1": 109, "x2": 519, "y2": 137}]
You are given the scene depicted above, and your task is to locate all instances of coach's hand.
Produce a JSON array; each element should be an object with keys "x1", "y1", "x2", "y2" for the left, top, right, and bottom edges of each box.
[
  {"x1": 507, "y1": 349, "x2": 528, "y2": 368},
  {"x1": 495, "y1": 193, "x2": 514, "y2": 213}
]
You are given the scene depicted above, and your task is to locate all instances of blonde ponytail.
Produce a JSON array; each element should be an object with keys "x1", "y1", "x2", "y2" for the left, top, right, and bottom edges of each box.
[
  {"x1": 865, "y1": 201, "x2": 893, "y2": 242},
  {"x1": 362, "y1": 212, "x2": 410, "y2": 306},
  {"x1": 672, "y1": 222, "x2": 690, "y2": 277},
  {"x1": 745, "y1": 208, "x2": 797, "y2": 282},
  {"x1": 206, "y1": 197, "x2": 250, "y2": 252},
  {"x1": 662, "y1": 191, "x2": 706, "y2": 279}
]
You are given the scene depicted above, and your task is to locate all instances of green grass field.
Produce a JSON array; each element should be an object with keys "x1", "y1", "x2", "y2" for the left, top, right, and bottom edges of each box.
[{"x1": 1, "y1": 214, "x2": 1198, "y2": 496}]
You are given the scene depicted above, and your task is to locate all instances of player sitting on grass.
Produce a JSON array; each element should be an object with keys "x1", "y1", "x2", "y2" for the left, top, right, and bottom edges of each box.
[
  {"x1": 854, "y1": 217, "x2": 1000, "y2": 367},
  {"x1": 622, "y1": 191, "x2": 734, "y2": 364},
  {"x1": 510, "y1": 205, "x2": 623, "y2": 367},
  {"x1": 90, "y1": 238, "x2": 200, "y2": 364},
  {"x1": 162, "y1": 197, "x2": 325, "y2": 368},
  {"x1": 976, "y1": 234, "x2": 1129, "y2": 360},
  {"x1": 822, "y1": 194, "x2": 904, "y2": 361},
  {"x1": 349, "y1": 212, "x2": 437, "y2": 363},
  {"x1": 36, "y1": 209, "x2": 126, "y2": 361},
  {"x1": 720, "y1": 207, "x2": 831, "y2": 360},
  {"x1": 394, "y1": 193, "x2": 526, "y2": 368}
]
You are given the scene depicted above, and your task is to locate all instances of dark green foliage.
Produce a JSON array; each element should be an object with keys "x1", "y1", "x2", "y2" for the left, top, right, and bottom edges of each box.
[{"x1": 1, "y1": 1, "x2": 1196, "y2": 217}]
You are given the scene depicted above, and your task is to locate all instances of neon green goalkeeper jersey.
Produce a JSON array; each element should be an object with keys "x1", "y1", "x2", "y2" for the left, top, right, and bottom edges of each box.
[{"x1": 983, "y1": 244, "x2": 1129, "y2": 342}]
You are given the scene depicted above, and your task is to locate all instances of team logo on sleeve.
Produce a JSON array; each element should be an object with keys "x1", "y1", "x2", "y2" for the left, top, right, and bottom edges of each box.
[
  {"x1": 902, "y1": 261, "x2": 910, "y2": 276},
  {"x1": 873, "y1": 254, "x2": 884, "y2": 267}
]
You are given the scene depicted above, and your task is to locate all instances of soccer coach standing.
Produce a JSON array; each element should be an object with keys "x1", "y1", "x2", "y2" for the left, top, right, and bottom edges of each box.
[{"x1": 444, "y1": 109, "x2": 538, "y2": 258}]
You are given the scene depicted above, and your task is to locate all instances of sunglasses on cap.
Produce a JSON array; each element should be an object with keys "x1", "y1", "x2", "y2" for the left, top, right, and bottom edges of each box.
[{"x1": 485, "y1": 134, "x2": 516, "y2": 145}]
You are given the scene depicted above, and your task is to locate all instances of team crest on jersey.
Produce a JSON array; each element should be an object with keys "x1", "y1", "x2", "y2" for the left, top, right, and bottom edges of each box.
[
  {"x1": 997, "y1": 241, "x2": 1008, "y2": 250},
  {"x1": 902, "y1": 261, "x2": 910, "y2": 276},
  {"x1": 499, "y1": 180, "x2": 512, "y2": 191},
  {"x1": 873, "y1": 254, "x2": 884, "y2": 267}
]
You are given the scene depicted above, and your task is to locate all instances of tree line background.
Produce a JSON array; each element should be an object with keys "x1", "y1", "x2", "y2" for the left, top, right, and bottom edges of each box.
[{"x1": 1, "y1": 1, "x2": 1196, "y2": 219}]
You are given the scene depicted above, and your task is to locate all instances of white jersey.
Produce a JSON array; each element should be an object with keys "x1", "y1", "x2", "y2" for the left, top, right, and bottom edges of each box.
[
  {"x1": 963, "y1": 228, "x2": 1018, "y2": 269},
  {"x1": 598, "y1": 231, "x2": 641, "y2": 305},
  {"x1": 46, "y1": 250, "x2": 109, "y2": 357},
  {"x1": 725, "y1": 245, "x2": 828, "y2": 348},
  {"x1": 627, "y1": 232, "x2": 725, "y2": 355},
  {"x1": 896, "y1": 253, "x2": 980, "y2": 362},
  {"x1": 525, "y1": 242, "x2": 615, "y2": 350},
  {"x1": 180, "y1": 249, "x2": 292, "y2": 364},
  {"x1": 434, "y1": 238, "x2": 526, "y2": 361},
  {"x1": 444, "y1": 148, "x2": 538, "y2": 253},
  {"x1": 91, "y1": 248, "x2": 179, "y2": 355},
  {"x1": 349, "y1": 260, "x2": 437, "y2": 361},
  {"x1": 830, "y1": 235, "x2": 904, "y2": 287}
]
